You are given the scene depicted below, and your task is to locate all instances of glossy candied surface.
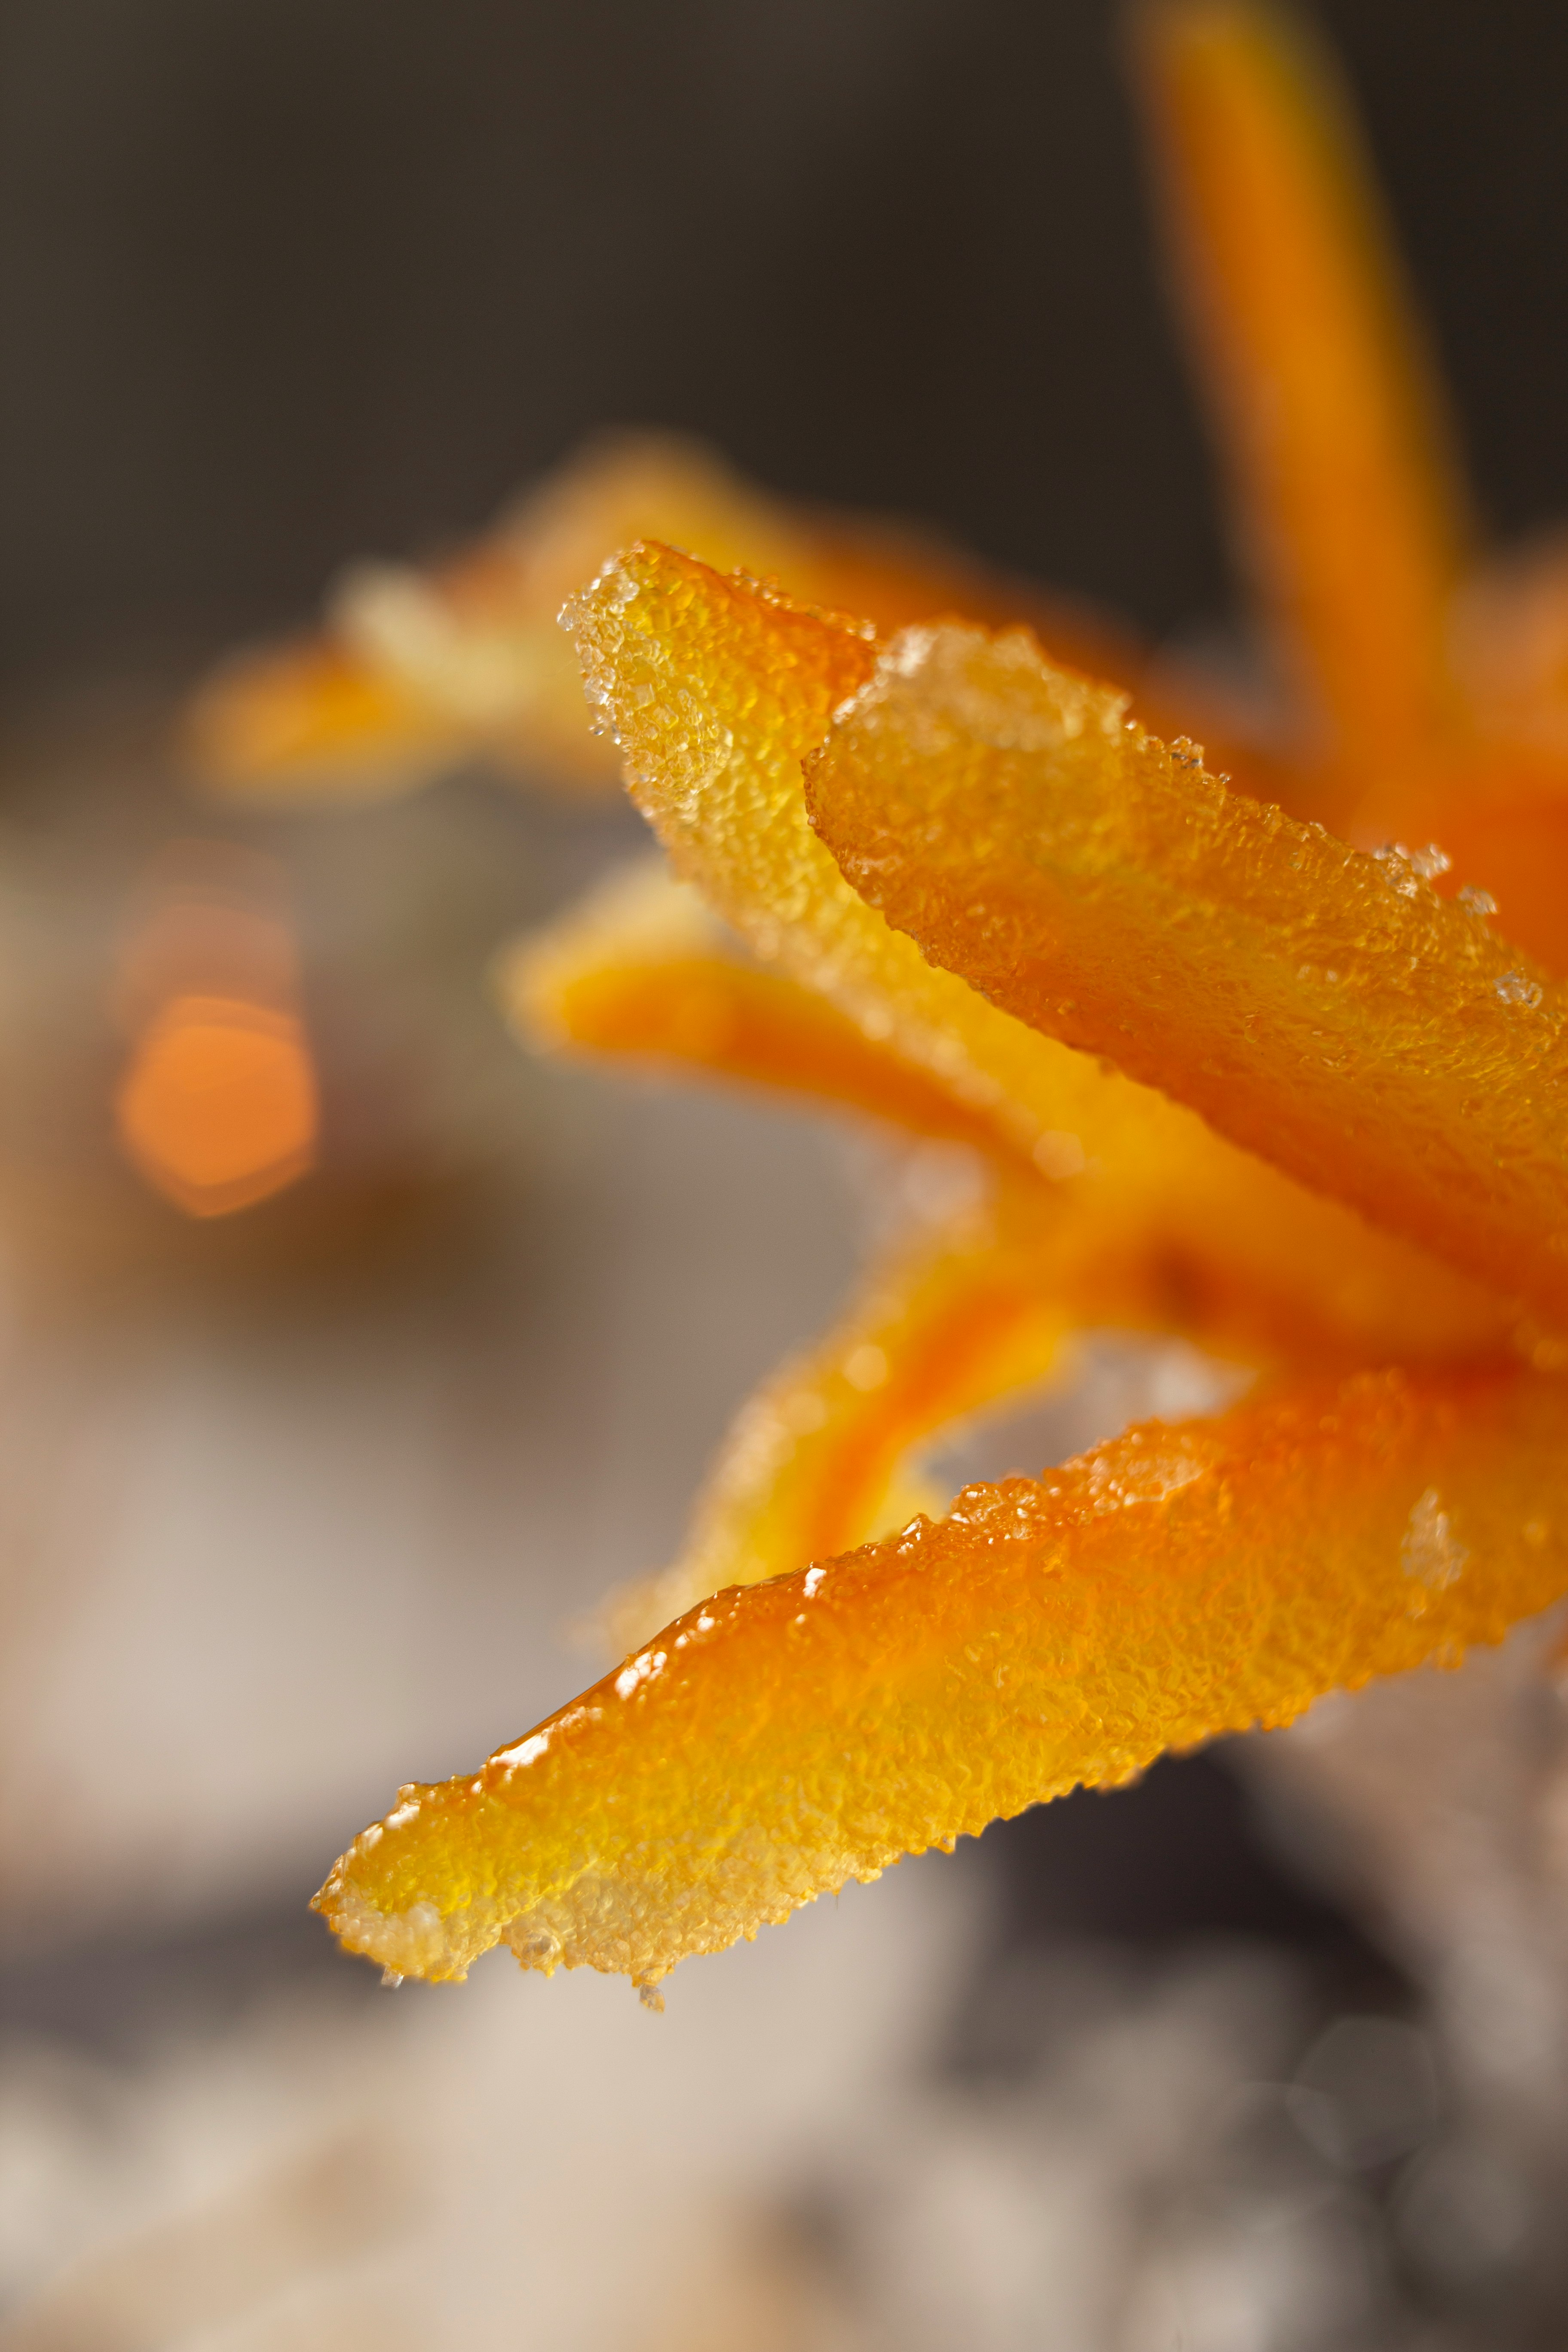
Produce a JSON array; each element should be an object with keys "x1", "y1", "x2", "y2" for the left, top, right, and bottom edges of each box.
[
  {"x1": 560, "y1": 543, "x2": 1318, "y2": 1170},
  {"x1": 315, "y1": 1363, "x2": 1568, "y2": 1989},
  {"x1": 805, "y1": 619, "x2": 1568, "y2": 1324}
]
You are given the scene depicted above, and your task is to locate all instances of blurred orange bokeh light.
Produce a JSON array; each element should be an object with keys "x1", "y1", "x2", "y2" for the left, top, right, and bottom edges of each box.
[{"x1": 116, "y1": 991, "x2": 318, "y2": 1219}]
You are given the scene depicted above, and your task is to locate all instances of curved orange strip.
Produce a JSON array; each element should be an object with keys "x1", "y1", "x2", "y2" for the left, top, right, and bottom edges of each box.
[
  {"x1": 315, "y1": 1363, "x2": 1568, "y2": 1990},
  {"x1": 606, "y1": 1182, "x2": 1079, "y2": 1650},
  {"x1": 807, "y1": 619, "x2": 1568, "y2": 1324}
]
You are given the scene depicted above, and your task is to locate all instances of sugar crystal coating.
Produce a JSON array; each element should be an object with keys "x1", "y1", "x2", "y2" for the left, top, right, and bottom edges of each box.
[
  {"x1": 315, "y1": 6, "x2": 1568, "y2": 2006},
  {"x1": 314, "y1": 1364, "x2": 1568, "y2": 1988},
  {"x1": 805, "y1": 619, "x2": 1568, "y2": 1324}
]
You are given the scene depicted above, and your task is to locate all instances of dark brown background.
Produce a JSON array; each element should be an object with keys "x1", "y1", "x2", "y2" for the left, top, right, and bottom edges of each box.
[{"x1": 2, "y1": 0, "x2": 1565, "y2": 691}]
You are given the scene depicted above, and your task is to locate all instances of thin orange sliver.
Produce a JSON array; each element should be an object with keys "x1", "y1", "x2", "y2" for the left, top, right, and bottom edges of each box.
[
  {"x1": 806, "y1": 618, "x2": 1568, "y2": 1324},
  {"x1": 315, "y1": 1363, "x2": 1568, "y2": 1990},
  {"x1": 1136, "y1": 0, "x2": 1466, "y2": 790}
]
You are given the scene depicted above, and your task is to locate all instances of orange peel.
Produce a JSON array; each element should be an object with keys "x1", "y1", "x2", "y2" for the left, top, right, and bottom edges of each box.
[
  {"x1": 510, "y1": 843, "x2": 1520, "y2": 1651},
  {"x1": 1134, "y1": 0, "x2": 1466, "y2": 794},
  {"x1": 508, "y1": 854, "x2": 1530, "y2": 1676},
  {"x1": 805, "y1": 616, "x2": 1568, "y2": 1325},
  {"x1": 563, "y1": 541, "x2": 1311, "y2": 1173},
  {"x1": 500, "y1": 857, "x2": 1016, "y2": 1161},
  {"x1": 311, "y1": 546, "x2": 1549, "y2": 1995},
  {"x1": 314, "y1": 1362, "x2": 1568, "y2": 1991}
]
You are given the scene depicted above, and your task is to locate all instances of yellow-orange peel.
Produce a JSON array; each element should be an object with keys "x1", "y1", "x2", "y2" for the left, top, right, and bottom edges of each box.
[
  {"x1": 502, "y1": 857, "x2": 1017, "y2": 1161},
  {"x1": 312, "y1": 1, "x2": 1568, "y2": 2008},
  {"x1": 314, "y1": 1363, "x2": 1568, "y2": 1990},
  {"x1": 1135, "y1": 0, "x2": 1465, "y2": 790},
  {"x1": 510, "y1": 856, "x2": 1525, "y2": 1671},
  {"x1": 805, "y1": 618, "x2": 1568, "y2": 1324}
]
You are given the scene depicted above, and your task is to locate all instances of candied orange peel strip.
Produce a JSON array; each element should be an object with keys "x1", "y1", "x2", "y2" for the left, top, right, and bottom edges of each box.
[
  {"x1": 500, "y1": 856, "x2": 1015, "y2": 1160},
  {"x1": 805, "y1": 616, "x2": 1568, "y2": 1324},
  {"x1": 315, "y1": 1363, "x2": 1568, "y2": 1990},
  {"x1": 562, "y1": 541, "x2": 1312, "y2": 1173},
  {"x1": 311, "y1": 3, "x2": 1568, "y2": 2006},
  {"x1": 1135, "y1": 0, "x2": 1465, "y2": 788}
]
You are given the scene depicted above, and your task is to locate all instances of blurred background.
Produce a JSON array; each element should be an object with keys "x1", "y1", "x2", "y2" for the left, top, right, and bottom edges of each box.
[{"x1": 3, "y1": 2, "x2": 1568, "y2": 2347}]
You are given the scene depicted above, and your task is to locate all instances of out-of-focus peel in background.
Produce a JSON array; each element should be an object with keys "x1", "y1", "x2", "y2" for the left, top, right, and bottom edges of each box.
[
  {"x1": 182, "y1": 434, "x2": 1170, "y2": 804},
  {"x1": 1133, "y1": 0, "x2": 1469, "y2": 802}
]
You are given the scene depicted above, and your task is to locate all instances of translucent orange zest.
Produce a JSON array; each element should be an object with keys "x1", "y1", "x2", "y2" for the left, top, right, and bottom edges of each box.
[
  {"x1": 314, "y1": 1363, "x2": 1568, "y2": 1990},
  {"x1": 564, "y1": 547, "x2": 1513, "y2": 1369},
  {"x1": 514, "y1": 850, "x2": 1519, "y2": 1665},
  {"x1": 184, "y1": 640, "x2": 466, "y2": 804},
  {"x1": 184, "y1": 433, "x2": 1161, "y2": 804},
  {"x1": 806, "y1": 619, "x2": 1568, "y2": 1324},
  {"x1": 1135, "y1": 0, "x2": 1465, "y2": 787},
  {"x1": 606, "y1": 1174, "x2": 1079, "y2": 1651},
  {"x1": 502, "y1": 858, "x2": 1017, "y2": 1161}
]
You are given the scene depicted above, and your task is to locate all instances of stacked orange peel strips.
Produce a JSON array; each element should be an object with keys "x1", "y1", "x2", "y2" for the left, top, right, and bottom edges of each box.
[{"x1": 315, "y1": 0, "x2": 1568, "y2": 1997}]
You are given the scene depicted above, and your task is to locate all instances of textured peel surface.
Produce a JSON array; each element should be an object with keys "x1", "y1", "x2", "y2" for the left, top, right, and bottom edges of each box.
[
  {"x1": 805, "y1": 619, "x2": 1568, "y2": 1324},
  {"x1": 314, "y1": 1364, "x2": 1568, "y2": 1988},
  {"x1": 564, "y1": 541, "x2": 1173, "y2": 1171}
]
